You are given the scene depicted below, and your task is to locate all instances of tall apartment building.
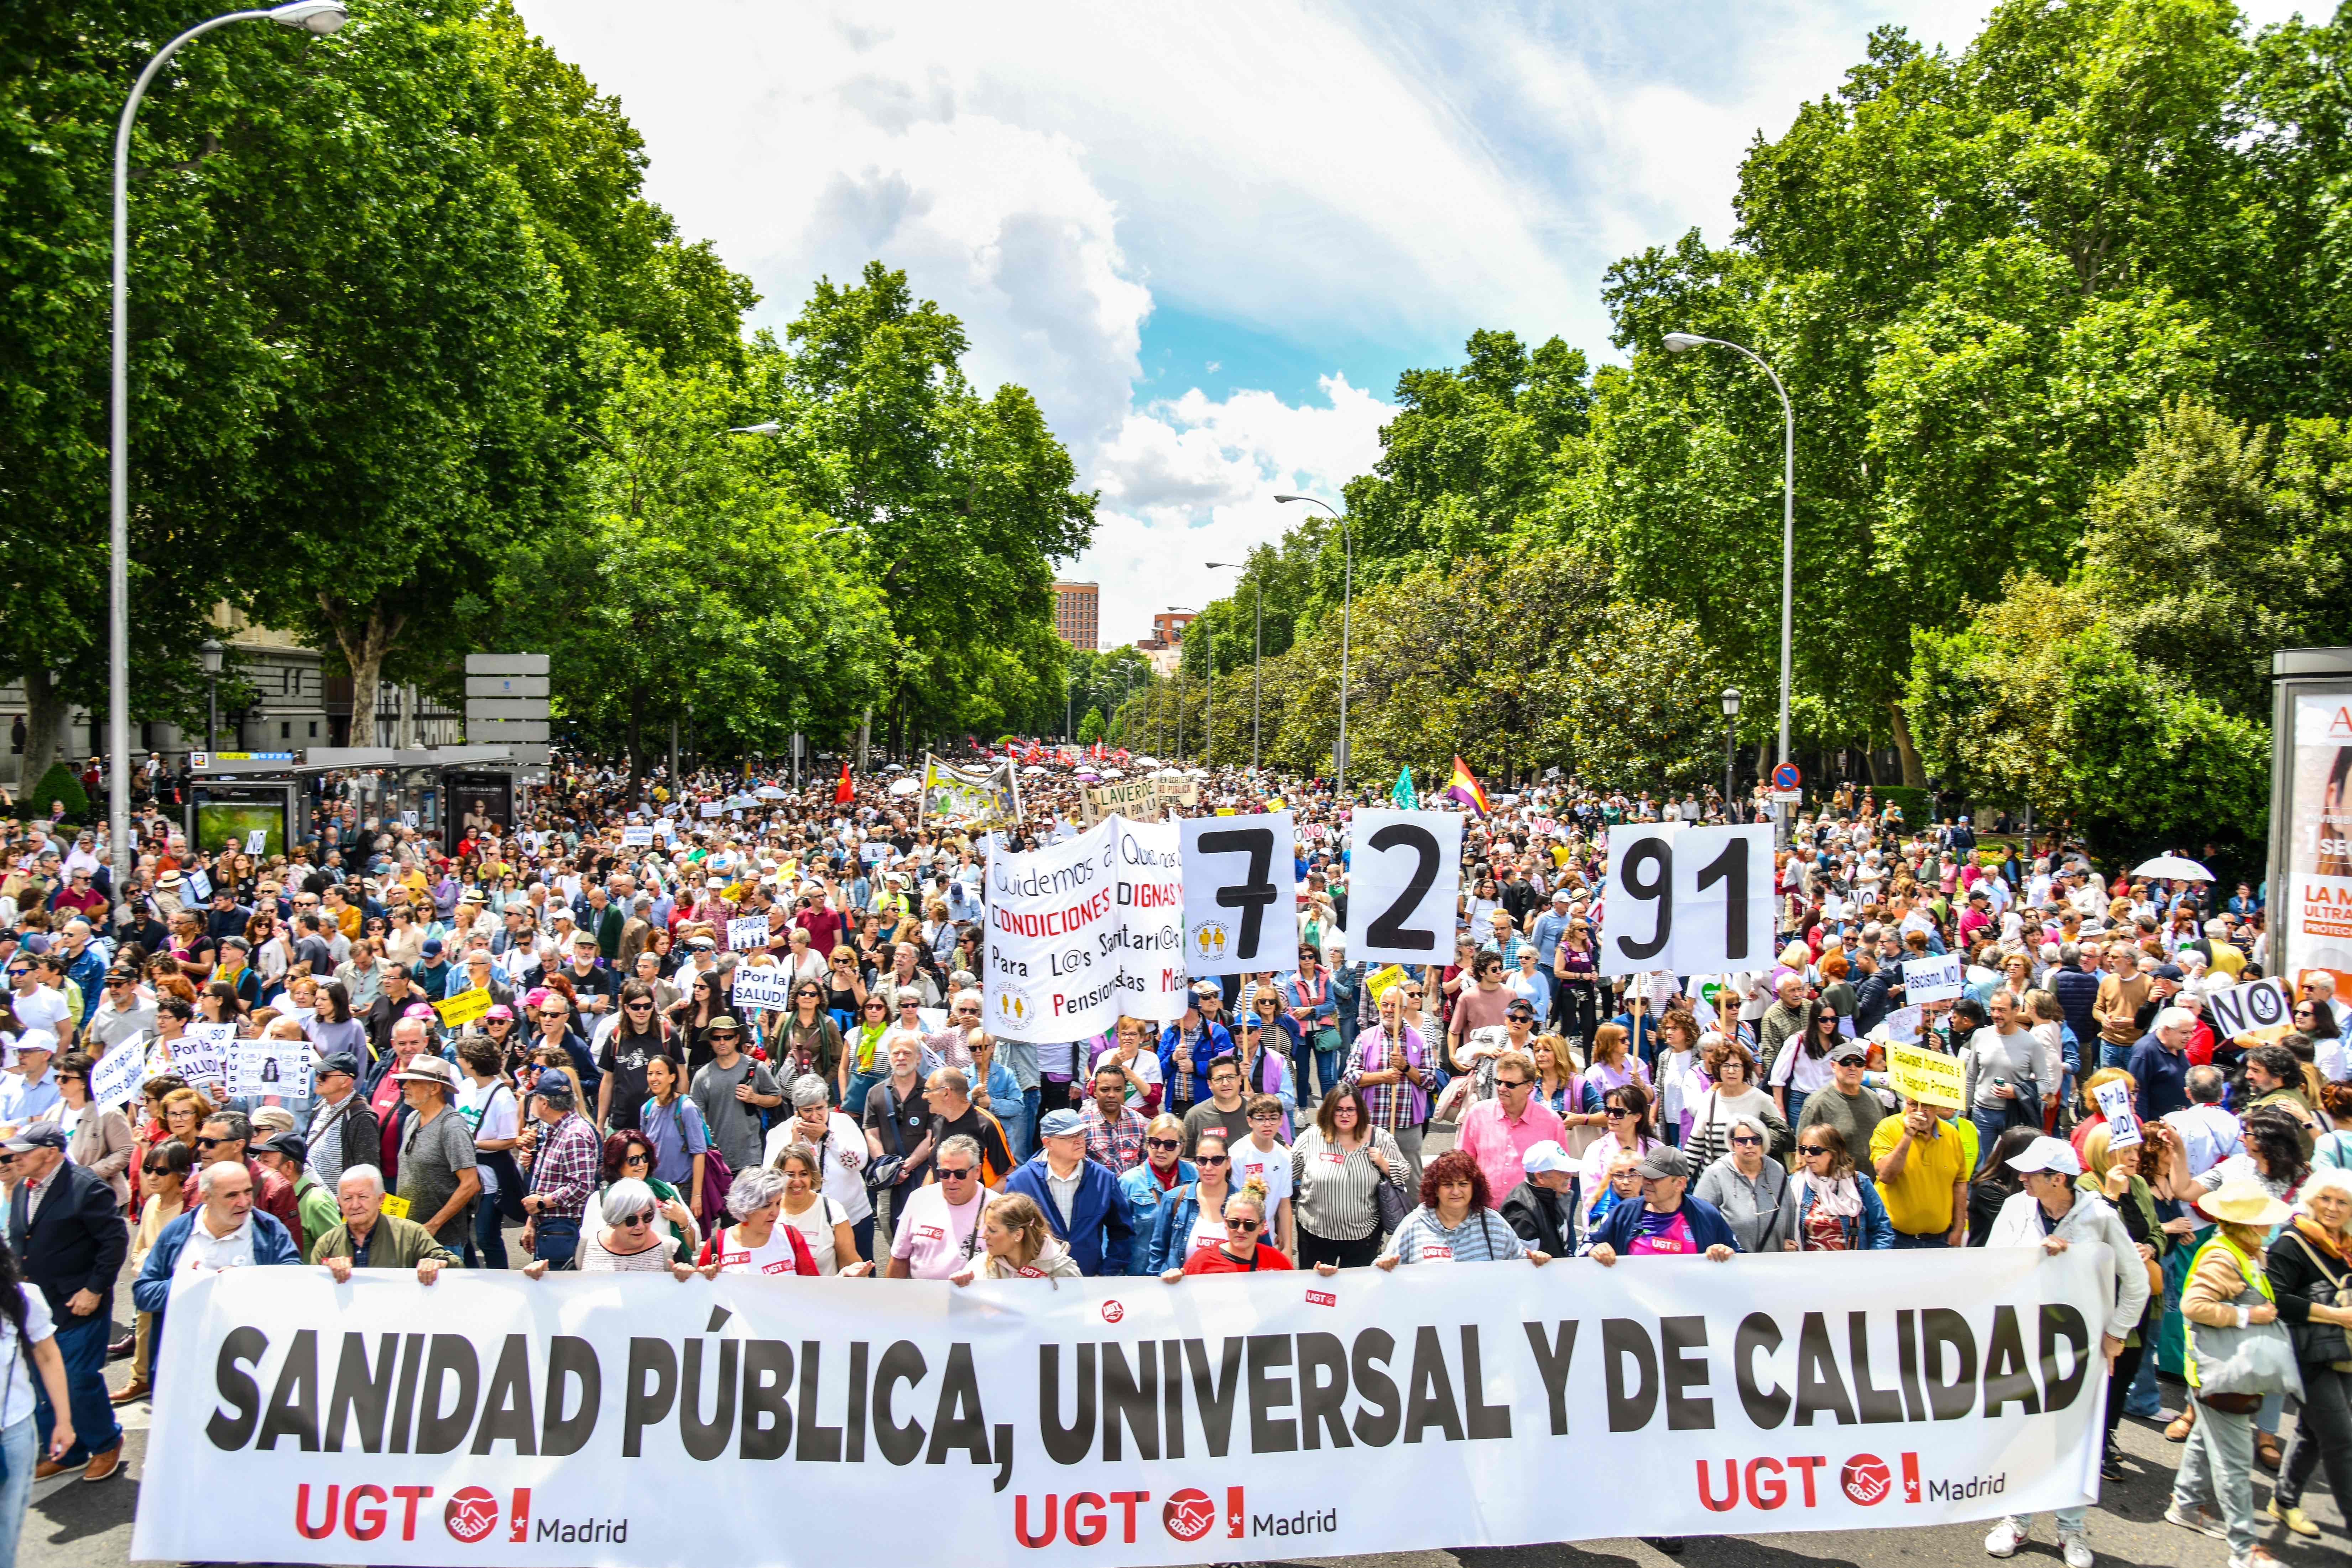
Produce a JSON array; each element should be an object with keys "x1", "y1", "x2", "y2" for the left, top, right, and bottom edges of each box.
[{"x1": 1053, "y1": 581, "x2": 1100, "y2": 651}]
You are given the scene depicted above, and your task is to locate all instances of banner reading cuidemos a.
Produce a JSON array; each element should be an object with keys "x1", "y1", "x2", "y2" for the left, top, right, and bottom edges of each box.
[
  {"x1": 984, "y1": 814, "x2": 1188, "y2": 1041},
  {"x1": 133, "y1": 1249, "x2": 2110, "y2": 1566}
]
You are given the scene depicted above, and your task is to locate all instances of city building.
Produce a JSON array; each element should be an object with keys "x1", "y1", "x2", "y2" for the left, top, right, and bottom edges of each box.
[
  {"x1": 1052, "y1": 581, "x2": 1100, "y2": 651},
  {"x1": 1133, "y1": 609, "x2": 1197, "y2": 677}
]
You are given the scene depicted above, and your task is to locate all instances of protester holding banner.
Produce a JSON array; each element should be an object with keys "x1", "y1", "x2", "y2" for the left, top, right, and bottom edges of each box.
[
  {"x1": 1377, "y1": 1148, "x2": 1547, "y2": 1266},
  {"x1": 955, "y1": 1193, "x2": 1081, "y2": 1283},
  {"x1": 1290, "y1": 1086, "x2": 1407, "y2": 1269},
  {"x1": 1791, "y1": 1125, "x2": 1895, "y2": 1250},
  {"x1": 1695, "y1": 1115, "x2": 1798, "y2": 1253},
  {"x1": 1169, "y1": 1176, "x2": 1298, "y2": 1276},
  {"x1": 1145, "y1": 1129, "x2": 1241, "y2": 1274}
]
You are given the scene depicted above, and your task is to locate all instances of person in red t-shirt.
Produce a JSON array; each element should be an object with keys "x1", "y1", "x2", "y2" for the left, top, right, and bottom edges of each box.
[{"x1": 1165, "y1": 1179, "x2": 1335, "y2": 1278}]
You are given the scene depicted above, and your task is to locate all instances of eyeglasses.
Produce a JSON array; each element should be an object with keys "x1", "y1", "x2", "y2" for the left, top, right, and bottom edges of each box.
[
  {"x1": 1196, "y1": 1153, "x2": 1229, "y2": 1166},
  {"x1": 1145, "y1": 1138, "x2": 1181, "y2": 1151},
  {"x1": 623, "y1": 1151, "x2": 650, "y2": 1166},
  {"x1": 937, "y1": 1165, "x2": 976, "y2": 1181},
  {"x1": 1799, "y1": 1145, "x2": 1832, "y2": 1157},
  {"x1": 616, "y1": 1213, "x2": 653, "y2": 1229},
  {"x1": 536, "y1": 1009, "x2": 566, "y2": 1020},
  {"x1": 1247, "y1": 1110, "x2": 1282, "y2": 1122},
  {"x1": 1605, "y1": 1106, "x2": 1633, "y2": 1119},
  {"x1": 1496, "y1": 1077, "x2": 1532, "y2": 1090},
  {"x1": 1225, "y1": 1218, "x2": 1261, "y2": 1232},
  {"x1": 1730, "y1": 1134, "x2": 1764, "y2": 1148},
  {"x1": 194, "y1": 1135, "x2": 225, "y2": 1148}
]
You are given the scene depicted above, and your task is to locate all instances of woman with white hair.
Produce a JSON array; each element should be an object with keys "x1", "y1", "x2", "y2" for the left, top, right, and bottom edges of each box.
[
  {"x1": 767, "y1": 1141, "x2": 872, "y2": 1276},
  {"x1": 522, "y1": 1178, "x2": 695, "y2": 1278},
  {"x1": 696, "y1": 1168, "x2": 811, "y2": 1275},
  {"x1": 2263, "y1": 1166, "x2": 2352, "y2": 1538},
  {"x1": 1695, "y1": 1112, "x2": 1797, "y2": 1253},
  {"x1": 762, "y1": 1075, "x2": 873, "y2": 1264}
]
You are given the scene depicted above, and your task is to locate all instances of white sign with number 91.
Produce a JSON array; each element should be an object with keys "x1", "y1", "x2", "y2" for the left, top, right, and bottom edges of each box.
[{"x1": 1599, "y1": 823, "x2": 1773, "y2": 978}]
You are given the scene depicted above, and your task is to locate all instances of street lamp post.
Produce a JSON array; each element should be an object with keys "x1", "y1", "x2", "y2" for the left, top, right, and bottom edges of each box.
[
  {"x1": 199, "y1": 639, "x2": 225, "y2": 751},
  {"x1": 1168, "y1": 606, "x2": 1200, "y2": 764},
  {"x1": 1663, "y1": 333, "x2": 1793, "y2": 843},
  {"x1": 108, "y1": 0, "x2": 348, "y2": 887},
  {"x1": 1720, "y1": 687, "x2": 1741, "y2": 819},
  {"x1": 1275, "y1": 495, "x2": 1349, "y2": 795}
]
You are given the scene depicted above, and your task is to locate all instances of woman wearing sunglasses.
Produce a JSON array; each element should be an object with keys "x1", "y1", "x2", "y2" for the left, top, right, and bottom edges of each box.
[
  {"x1": 1145, "y1": 1130, "x2": 1246, "y2": 1275},
  {"x1": 1694, "y1": 1113, "x2": 1798, "y2": 1254},
  {"x1": 1162, "y1": 1178, "x2": 1314, "y2": 1277},
  {"x1": 525, "y1": 1177, "x2": 698, "y2": 1278},
  {"x1": 1115, "y1": 1114, "x2": 1193, "y2": 1276},
  {"x1": 1790, "y1": 1125, "x2": 1894, "y2": 1250}
]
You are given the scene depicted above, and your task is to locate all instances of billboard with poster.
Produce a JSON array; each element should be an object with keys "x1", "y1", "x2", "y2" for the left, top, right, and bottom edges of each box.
[
  {"x1": 443, "y1": 771, "x2": 514, "y2": 854},
  {"x1": 187, "y1": 783, "x2": 294, "y2": 861}
]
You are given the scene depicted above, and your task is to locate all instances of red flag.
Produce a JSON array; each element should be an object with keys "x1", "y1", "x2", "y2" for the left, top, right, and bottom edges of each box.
[{"x1": 834, "y1": 760, "x2": 854, "y2": 805}]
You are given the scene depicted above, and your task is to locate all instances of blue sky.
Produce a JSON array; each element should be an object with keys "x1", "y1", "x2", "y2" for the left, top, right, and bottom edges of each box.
[{"x1": 517, "y1": 0, "x2": 2318, "y2": 646}]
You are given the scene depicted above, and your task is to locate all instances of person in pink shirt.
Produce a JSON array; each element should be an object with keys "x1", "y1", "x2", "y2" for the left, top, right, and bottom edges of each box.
[{"x1": 1455, "y1": 1046, "x2": 1567, "y2": 1208}]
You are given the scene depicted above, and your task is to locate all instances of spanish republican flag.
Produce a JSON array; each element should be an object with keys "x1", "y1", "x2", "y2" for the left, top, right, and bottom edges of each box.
[
  {"x1": 1444, "y1": 756, "x2": 1489, "y2": 814},
  {"x1": 835, "y1": 760, "x2": 854, "y2": 805}
]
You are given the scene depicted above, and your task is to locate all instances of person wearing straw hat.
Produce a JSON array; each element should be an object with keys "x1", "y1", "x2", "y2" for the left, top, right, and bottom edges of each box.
[
  {"x1": 2165, "y1": 1178, "x2": 2299, "y2": 1567},
  {"x1": 1980, "y1": 1136, "x2": 2146, "y2": 1567}
]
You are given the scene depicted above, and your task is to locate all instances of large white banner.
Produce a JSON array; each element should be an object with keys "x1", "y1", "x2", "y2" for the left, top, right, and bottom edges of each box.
[
  {"x1": 1344, "y1": 808, "x2": 1465, "y2": 966},
  {"x1": 986, "y1": 816, "x2": 1187, "y2": 1041},
  {"x1": 135, "y1": 1250, "x2": 2108, "y2": 1566},
  {"x1": 1178, "y1": 811, "x2": 1297, "y2": 975}
]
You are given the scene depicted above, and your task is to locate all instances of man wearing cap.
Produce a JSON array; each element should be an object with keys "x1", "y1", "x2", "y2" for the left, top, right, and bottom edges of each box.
[
  {"x1": 303, "y1": 1052, "x2": 381, "y2": 1196},
  {"x1": 0, "y1": 1031, "x2": 64, "y2": 1132},
  {"x1": 87, "y1": 970, "x2": 155, "y2": 1054},
  {"x1": 254, "y1": 1130, "x2": 340, "y2": 1246},
  {"x1": 395, "y1": 1056, "x2": 481, "y2": 1254},
  {"x1": 518, "y1": 1081, "x2": 599, "y2": 1268},
  {"x1": 5, "y1": 1125, "x2": 126, "y2": 1481},
  {"x1": 1798, "y1": 1039, "x2": 1886, "y2": 1154},
  {"x1": 1457, "y1": 1046, "x2": 1568, "y2": 1207},
  {"x1": 1501, "y1": 1140, "x2": 1579, "y2": 1258},
  {"x1": 1159, "y1": 984, "x2": 1237, "y2": 1116},
  {"x1": 1585, "y1": 1145, "x2": 1740, "y2": 1262},
  {"x1": 1003, "y1": 1107, "x2": 1133, "y2": 1275}
]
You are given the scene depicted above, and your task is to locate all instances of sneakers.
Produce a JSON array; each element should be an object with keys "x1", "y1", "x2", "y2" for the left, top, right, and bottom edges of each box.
[
  {"x1": 2266, "y1": 1499, "x2": 2319, "y2": 1538},
  {"x1": 2056, "y1": 1527, "x2": 2094, "y2": 1568},
  {"x1": 2165, "y1": 1503, "x2": 2227, "y2": 1538},
  {"x1": 1985, "y1": 1519, "x2": 2028, "y2": 1558},
  {"x1": 2228, "y1": 1549, "x2": 2284, "y2": 1568}
]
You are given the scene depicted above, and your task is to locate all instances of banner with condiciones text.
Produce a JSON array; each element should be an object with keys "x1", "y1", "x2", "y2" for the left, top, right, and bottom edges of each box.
[
  {"x1": 134, "y1": 1249, "x2": 2107, "y2": 1566},
  {"x1": 985, "y1": 815, "x2": 1188, "y2": 1042}
]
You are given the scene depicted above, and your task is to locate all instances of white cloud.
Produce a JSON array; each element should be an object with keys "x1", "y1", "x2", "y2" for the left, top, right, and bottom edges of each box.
[{"x1": 512, "y1": 0, "x2": 2319, "y2": 645}]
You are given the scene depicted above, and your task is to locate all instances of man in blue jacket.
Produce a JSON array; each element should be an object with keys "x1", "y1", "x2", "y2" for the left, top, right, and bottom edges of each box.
[
  {"x1": 1157, "y1": 985, "x2": 1235, "y2": 1115},
  {"x1": 1584, "y1": 1146, "x2": 1743, "y2": 1262},
  {"x1": 1002, "y1": 1110, "x2": 1132, "y2": 1275},
  {"x1": 132, "y1": 1160, "x2": 301, "y2": 1370}
]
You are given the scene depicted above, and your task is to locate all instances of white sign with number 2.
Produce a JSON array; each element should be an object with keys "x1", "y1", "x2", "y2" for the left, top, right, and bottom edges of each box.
[
  {"x1": 1344, "y1": 809, "x2": 1466, "y2": 967},
  {"x1": 1599, "y1": 823, "x2": 1774, "y2": 978}
]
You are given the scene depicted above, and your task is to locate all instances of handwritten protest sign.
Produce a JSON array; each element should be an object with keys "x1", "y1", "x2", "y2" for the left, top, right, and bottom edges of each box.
[
  {"x1": 1902, "y1": 953, "x2": 1966, "y2": 1006},
  {"x1": 1889, "y1": 1042, "x2": 1965, "y2": 1109},
  {"x1": 435, "y1": 988, "x2": 492, "y2": 1029}
]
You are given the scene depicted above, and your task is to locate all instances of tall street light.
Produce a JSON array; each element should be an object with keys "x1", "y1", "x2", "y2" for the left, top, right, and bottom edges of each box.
[
  {"x1": 1720, "y1": 687, "x2": 1741, "y2": 819},
  {"x1": 1167, "y1": 606, "x2": 1198, "y2": 765},
  {"x1": 199, "y1": 639, "x2": 225, "y2": 751},
  {"x1": 1662, "y1": 332, "x2": 1793, "y2": 843},
  {"x1": 1275, "y1": 495, "x2": 1350, "y2": 795},
  {"x1": 1205, "y1": 561, "x2": 1263, "y2": 770},
  {"x1": 109, "y1": 0, "x2": 348, "y2": 886}
]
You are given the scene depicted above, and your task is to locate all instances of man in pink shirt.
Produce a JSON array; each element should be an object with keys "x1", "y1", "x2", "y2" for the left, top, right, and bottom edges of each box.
[{"x1": 1456, "y1": 1041, "x2": 1567, "y2": 1206}]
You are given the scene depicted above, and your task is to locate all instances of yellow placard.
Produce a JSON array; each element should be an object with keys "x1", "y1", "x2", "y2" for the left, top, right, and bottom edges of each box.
[
  {"x1": 434, "y1": 988, "x2": 492, "y2": 1028},
  {"x1": 379, "y1": 1195, "x2": 412, "y2": 1219},
  {"x1": 1367, "y1": 964, "x2": 1408, "y2": 1000},
  {"x1": 1888, "y1": 1043, "x2": 1965, "y2": 1110}
]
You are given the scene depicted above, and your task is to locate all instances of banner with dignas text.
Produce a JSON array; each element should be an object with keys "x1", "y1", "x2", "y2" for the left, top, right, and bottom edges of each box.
[
  {"x1": 984, "y1": 814, "x2": 1188, "y2": 1042},
  {"x1": 134, "y1": 1249, "x2": 2109, "y2": 1566}
]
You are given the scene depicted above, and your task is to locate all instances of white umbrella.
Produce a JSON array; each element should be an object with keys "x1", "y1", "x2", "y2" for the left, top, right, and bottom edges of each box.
[
  {"x1": 1100, "y1": 769, "x2": 1123, "y2": 778},
  {"x1": 887, "y1": 777, "x2": 921, "y2": 797},
  {"x1": 2132, "y1": 854, "x2": 2214, "y2": 881},
  {"x1": 882, "y1": 763, "x2": 907, "y2": 773},
  {"x1": 753, "y1": 785, "x2": 786, "y2": 800},
  {"x1": 1149, "y1": 767, "x2": 1182, "y2": 778},
  {"x1": 1133, "y1": 755, "x2": 1162, "y2": 767},
  {"x1": 1186, "y1": 767, "x2": 1209, "y2": 778},
  {"x1": 1021, "y1": 765, "x2": 1047, "y2": 777}
]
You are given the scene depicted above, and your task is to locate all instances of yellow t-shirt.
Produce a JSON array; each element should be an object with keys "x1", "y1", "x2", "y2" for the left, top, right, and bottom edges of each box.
[{"x1": 1868, "y1": 1114, "x2": 1968, "y2": 1238}]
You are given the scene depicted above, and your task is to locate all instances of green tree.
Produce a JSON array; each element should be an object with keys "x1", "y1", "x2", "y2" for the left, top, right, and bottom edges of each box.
[{"x1": 1076, "y1": 707, "x2": 1105, "y2": 745}]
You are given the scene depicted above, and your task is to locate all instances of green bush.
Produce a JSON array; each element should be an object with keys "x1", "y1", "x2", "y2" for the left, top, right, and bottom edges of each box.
[
  {"x1": 1872, "y1": 785, "x2": 1934, "y2": 824},
  {"x1": 26, "y1": 761, "x2": 88, "y2": 822}
]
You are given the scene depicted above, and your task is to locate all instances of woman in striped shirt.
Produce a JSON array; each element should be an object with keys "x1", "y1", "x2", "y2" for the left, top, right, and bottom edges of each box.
[
  {"x1": 1376, "y1": 1150, "x2": 1554, "y2": 1268},
  {"x1": 1291, "y1": 1087, "x2": 1409, "y2": 1269}
]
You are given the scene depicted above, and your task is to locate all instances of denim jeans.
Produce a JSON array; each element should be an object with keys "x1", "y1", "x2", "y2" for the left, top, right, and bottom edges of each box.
[
  {"x1": 469, "y1": 1194, "x2": 509, "y2": 1268},
  {"x1": 35, "y1": 1310, "x2": 119, "y2": 1467},
  {"x1": 532, "y1": 1215, "x2": 581, "y2": 1269},
  {"x1": 0, "y1": 1415, "x2": 34, "y2": 1568},
  {"x1": 2100, "y1": 1041, "x2": 2133, "y2": 1072},
  {"x1": 2124, "y1": 1337, "x2": 2164, "y2": 1415},
  {"x1": 2171, "y1": 1397, "x2": 2258, "y2": 1557}
]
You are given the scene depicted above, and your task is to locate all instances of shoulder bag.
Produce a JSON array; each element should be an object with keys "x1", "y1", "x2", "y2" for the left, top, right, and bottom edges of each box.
[{"x1": 2285, "y1": 1230, "x2": 2352, "y2": 1372}]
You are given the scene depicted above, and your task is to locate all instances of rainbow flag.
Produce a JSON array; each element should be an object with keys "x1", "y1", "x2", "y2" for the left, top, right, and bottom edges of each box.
[{"x1": 1443, "y1": 756, "x2": 1489, "y2": 814}]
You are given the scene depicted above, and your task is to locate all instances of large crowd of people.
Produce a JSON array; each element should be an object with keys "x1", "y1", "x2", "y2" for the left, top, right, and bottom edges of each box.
[{"x1": 0, "y1": 752, "x2": 2341, "y2": 1566}]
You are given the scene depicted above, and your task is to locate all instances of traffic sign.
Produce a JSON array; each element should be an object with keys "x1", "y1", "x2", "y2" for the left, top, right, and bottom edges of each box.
[{"x1": 1770, "y1": 761, "x2": 1802, "y2": 791}]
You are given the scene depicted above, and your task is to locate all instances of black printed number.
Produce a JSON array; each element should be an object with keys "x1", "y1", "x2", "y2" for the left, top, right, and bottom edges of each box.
[
  {"x1": 1694, "y1": 839, "x2": 1752, "y2": 962},
  {"x1": 1198, "y1": 827, "x2": 1279, "y2": 959},
  {"x1": 1614, "y1": 840, "x2": 1673, "y2": 963},
  {"x1": 1364, "y1": 823, "x2": 1442, "y2": 953}
]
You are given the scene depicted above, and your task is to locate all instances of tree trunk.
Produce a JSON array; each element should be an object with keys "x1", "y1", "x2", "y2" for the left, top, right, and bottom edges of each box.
[
  {"x1": 19, "y1": 668, "x2": 66, "y2": 791},
  {"x1": 1889, "y1": 699, "x2": 1926, "y2": 786},
  {"x1": 327, "y1": 598, "x2": 404, "y2": 751},
  {"x1": 857, "y1": 707, "x2": 871, "y2": 773},
  {"x1": 625, "y1": 686, "x2": 645, "y2": 792}
]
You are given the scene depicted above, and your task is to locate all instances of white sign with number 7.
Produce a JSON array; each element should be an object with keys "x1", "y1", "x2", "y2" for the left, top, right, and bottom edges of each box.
[{"x1": 1599, "y1": 823, "x2": 1774, "y2": 978}]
